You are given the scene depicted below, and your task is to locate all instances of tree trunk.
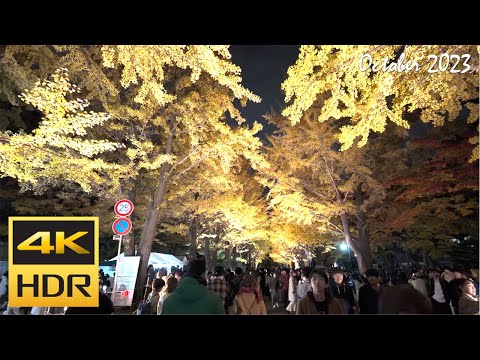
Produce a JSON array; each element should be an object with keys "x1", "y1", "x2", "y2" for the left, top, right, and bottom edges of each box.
[
  {"x1": 188, "y1": 192, "x2": 201, "y2": 260},
  {"x1": 328, "y1": 171, "x2": 372, "y2": 274},
  {"x1": 353, "y1": 230, "x2": 373, "y2": 274},
  {"x1": 135, "y1": 122, "x2": 175, "y2": 304},
  {"x1": 347, "y1": 185, "x2": 374, "y2": 274},
  {"x1": 340, "y1": 212, "x2": 372, "y2": 274},
  {"x1": 122, "y1": 233, "x2": 135, "y2": 257},
  {"x1": 225, "y1": 247, "x2": 231, "y2": 269},
  {"x1": 211, "y1": 250, "x2": 218, "y2": 268},
  {"x1": 210, "y1": 227, "x2": 221, "y2": 270},
  {"x1": 231, "y1": 247, "x2": 237, "y2": 268},
  {"x1": 204, "y1": 235, "x2": 211, "y2": 272},
  {"x1": 314, "y1": 246, "x2": 325, "y2": 268},
  {"x1": 189, "y1": 216, "x2": 198, "y2": 260}
]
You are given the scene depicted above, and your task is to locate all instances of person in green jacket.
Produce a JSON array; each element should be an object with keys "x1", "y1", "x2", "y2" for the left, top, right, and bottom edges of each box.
[{"x1": 161, "y1": 259, "x2": 225, "y2": 315}]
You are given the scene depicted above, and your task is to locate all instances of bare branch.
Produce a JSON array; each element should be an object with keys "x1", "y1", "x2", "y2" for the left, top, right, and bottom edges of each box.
[
  {"x1": 322, "y1": 157, "x2": 342, "y2": 202},
  {"x1": 300, "y1": 181, "x2": 336, "y2": 205},
  {"x1": 170, "y1": 155, "x2": 208, "y2": 182},
  {"x1": 164, "y1": 145, "x2": 200, "y2": 181}
]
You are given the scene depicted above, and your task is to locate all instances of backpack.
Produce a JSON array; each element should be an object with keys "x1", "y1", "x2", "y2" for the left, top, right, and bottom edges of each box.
[
  {"x1": 136, "y1": 298, "x2": 153, "y2": 315},
  {"x1": 136, "y1": 292, "x2": 160, "y2": 315}
]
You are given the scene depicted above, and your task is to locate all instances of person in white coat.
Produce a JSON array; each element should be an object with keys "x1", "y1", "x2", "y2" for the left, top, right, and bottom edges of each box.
[
  {"x1": 286, "y1": 269, "x2": 299, "y2": 313},
  {"x1": 297, "y1": 268, "x2": 312, "y2": 300},
  {"x1": 408, "y1": 273, "x2": 429, "y2": 299}
]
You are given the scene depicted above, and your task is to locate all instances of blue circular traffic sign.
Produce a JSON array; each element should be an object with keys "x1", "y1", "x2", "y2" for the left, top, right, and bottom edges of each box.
[{"x1": 112, "y1": 218, "x2": 132, "y2": 235}]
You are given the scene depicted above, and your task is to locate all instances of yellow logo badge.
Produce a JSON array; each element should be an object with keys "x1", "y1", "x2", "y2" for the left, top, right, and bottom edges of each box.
[{"x1": 8, "y1": 217, "x2": 99, "y2": 307}]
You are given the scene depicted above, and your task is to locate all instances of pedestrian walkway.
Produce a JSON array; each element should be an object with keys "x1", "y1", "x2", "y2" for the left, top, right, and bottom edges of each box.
[{"x1": 264, "y1": 298, "x2": 289, "y2": 315}]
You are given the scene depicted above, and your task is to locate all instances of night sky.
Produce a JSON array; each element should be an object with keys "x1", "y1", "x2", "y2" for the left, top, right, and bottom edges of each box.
[
  {"x1": 229, "y1": 46, "x2": 440, "y2": 141},
  {"x1": 229, "y1": 45, "x2": 300, "y2": 139}
]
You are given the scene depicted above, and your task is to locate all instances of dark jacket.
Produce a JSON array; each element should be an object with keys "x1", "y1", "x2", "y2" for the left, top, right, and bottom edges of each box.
[
  {"x1": 448, "y1": 278, "x2": 464, "y2": 312},
  {"x1": 225, "y1": 275, "x2": 243, "y2": 307},
  {"x1": 329, "y1": 281, "x2": 356, "y2": 314},
  {"x1": 65, "y1": 291, "x2": 114, "y2": 315},
  {"x1": 428, "y1": 278, "x2": 451, "y2": 304},
  {"x1": 358, "y1": 283, "x2": 383, "y2": 314}
]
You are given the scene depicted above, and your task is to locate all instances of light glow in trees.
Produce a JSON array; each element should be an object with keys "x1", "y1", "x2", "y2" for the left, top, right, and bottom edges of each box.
[{"x1": 281, "y1": 45, "x2": 478, "y2": 159}]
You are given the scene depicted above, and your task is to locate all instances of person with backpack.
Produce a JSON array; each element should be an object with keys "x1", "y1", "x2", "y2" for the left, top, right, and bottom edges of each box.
[{"x1": 138, "y1": 278, "x2": 165, "y2": 315}]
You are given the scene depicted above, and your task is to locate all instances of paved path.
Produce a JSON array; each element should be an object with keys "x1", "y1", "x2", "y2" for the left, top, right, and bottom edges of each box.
[{"x1": 265, "y1": 298, "x2": 290, "y2": 315}]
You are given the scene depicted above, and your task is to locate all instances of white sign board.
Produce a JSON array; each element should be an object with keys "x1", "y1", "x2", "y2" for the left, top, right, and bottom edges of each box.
[{"x1": 112, "y1": 256, "x2": 140, "y2": 307}]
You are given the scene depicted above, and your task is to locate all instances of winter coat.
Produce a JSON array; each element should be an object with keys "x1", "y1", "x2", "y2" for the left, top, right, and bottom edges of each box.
[
  {"x1": 329, "y1": 281, "x2": 356, "y2": 314},
  {"x1": 161, "y1": 276, "x2": 225, "y2": 314},
  {"x1": 288, "y1": 275, "x2": 298, "y2": 302},
  {"x1": 358, "y1": 283, "x2": 383, "y2": 314},
  {"x1": 296, "y1": 291, "x2": 344, "y2": 315},
  {"x1": 233, "y1": 292, "x2": 267, "y2": 315},
  {"x1": 410, "y1": 278, "x2": 429, "y2": 299},
  {"x1": 157, "y1": 292, "x2": 172, "y2": 314},
  {"x1": 148, "y1": 290, "x2": 161, "y2": 315},
  {"x1": 267, "y1": 275, "x2": 280, "y2": 291},
  {"x1": 458, "y1": 293, "x2": 479, "y2": 315},
  {"x1": 428, "y1": 278, "x2": 451, "y2": 304}
]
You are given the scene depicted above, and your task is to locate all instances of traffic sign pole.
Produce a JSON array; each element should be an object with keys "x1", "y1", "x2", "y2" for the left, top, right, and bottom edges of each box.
[
  {"x1": 111, "y1": 234, "x2": 122, "y2": 305},
  {"x1": 111, "y1": 199, "x2": 134, "y2": 304}
]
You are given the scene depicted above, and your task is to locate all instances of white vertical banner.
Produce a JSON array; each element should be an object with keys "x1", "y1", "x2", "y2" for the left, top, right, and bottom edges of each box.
[{"x1": 112, "y1": 256, "x2": 140, "y2": 307}]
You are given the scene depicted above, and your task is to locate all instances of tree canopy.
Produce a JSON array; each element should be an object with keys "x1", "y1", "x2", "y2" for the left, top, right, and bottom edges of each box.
[
  {"x1": 281, "y1": 45, "x2": 478, "y2": 160},
  {"x1": 0, "y1": 45, "x2": 477, "y2": 280}
]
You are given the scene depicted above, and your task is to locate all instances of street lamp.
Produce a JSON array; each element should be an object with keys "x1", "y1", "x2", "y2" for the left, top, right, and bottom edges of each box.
[{"x1": 339, "y1": 241, "x2": 352, "y2": 271}]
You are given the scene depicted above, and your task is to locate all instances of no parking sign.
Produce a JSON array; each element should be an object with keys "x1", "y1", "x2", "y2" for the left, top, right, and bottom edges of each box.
[{"x1": 112, "y1": 218, "x2": 132, "y2": 236}]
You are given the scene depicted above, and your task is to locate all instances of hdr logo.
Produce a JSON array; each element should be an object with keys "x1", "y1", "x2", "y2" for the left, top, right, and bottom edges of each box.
[{"x1": 8, "y1": 217, "x2": 99, "y2": 307}]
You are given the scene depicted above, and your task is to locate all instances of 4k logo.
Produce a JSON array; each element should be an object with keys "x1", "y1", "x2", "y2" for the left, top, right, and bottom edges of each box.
[
  {"x1": 9, "y1": 217, "x2": 99, "y2": 307},
  {"x1": 17, "y1": 231, "x2": 90, "y2": 254}
]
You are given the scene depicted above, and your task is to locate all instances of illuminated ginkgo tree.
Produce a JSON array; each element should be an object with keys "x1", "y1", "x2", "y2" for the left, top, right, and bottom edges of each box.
[
  {"x1": 281, "y1": 45, "x2": 479, "y2": 160},
  {"x1": 0, "y1": 45, "x2": 267, "y2": 296}
]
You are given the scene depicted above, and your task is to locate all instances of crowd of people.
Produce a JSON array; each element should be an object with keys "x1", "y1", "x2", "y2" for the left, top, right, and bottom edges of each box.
[
  {"x1": 1, "y1": 262, "x2": 478, "y2": 315},
  {"x1": 135, "y1": 260, "x2": 479, "y2": 315}
]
